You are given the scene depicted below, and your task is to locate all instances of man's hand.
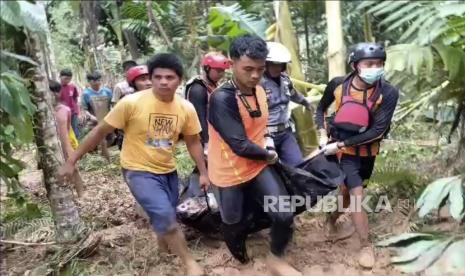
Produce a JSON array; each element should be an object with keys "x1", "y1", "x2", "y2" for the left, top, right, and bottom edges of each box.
[
  {"x1": 199, "y1": 173, "x2": 210, "y2": 192},
  {"x1": 322, "y1": 142, "x2": 341, "y2": 156},
  {"x1": 266, "y1": 150, "x2": 279, "y2": 164},
  {"x1": 318, "y1": 129, "x2": 329, "y2": 148},
  {"x1": 58, "y1": 161, "x2": 76, "y2": 183}
]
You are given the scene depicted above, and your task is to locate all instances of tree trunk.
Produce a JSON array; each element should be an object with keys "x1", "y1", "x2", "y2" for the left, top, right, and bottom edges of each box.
[
  {"x1": 146, "y1": 0, "x2": 171, "y2": 46},
  {"x1": 123, "y1": 29, "x2": 140, "y2": 61},
  {"x1": 27, "y1": 33, "x2": 81, "y2": 243},
  {"x1": 325, "y1": 0, "x2": 346, "y2": 80},
  {"x1": 81, "y1": 0, "x2": 101, "y2": 71}
]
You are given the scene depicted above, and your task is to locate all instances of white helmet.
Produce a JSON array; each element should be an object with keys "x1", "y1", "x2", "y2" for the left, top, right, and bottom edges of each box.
[{"x1": 266, "y1": 42, "x2": 292, "y2": 63}]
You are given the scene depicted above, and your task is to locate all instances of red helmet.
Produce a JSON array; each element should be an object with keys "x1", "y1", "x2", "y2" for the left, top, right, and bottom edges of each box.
[
  {"x1": 201, "y1": 53, "x2": 230, "y2": 70},
  {"x1": 126, "y1": 65, "x2": 148, "y2": 84}
]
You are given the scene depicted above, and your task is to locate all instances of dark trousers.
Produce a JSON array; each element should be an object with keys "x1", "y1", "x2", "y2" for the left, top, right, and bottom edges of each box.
[
  {"x1": 214, "y1": 167, "x2": 294, "y2": 261},
  {"x1": 272, "y1": 128, "x2": 303, "y2": 167}
]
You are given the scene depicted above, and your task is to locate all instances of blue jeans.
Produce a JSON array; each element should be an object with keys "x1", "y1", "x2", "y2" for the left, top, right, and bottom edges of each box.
[
  {"x1": 122, "y1": 169, "x2": 179, "y2": 234},
  {"x1": 272, "y1": 128, "x2": 303, "y2": 167},
  {"x1": 71, "y1": 114, "x2": 80, "y2": 139}
]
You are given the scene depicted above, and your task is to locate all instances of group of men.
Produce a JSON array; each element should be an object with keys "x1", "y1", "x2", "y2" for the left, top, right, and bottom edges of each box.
[{"x1": 57, "y1": 34, "x2": 398, "y2": 276}]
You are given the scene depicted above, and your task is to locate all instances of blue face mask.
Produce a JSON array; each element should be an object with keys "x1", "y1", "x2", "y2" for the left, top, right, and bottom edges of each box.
[{"x1": 359, "y1": 67, "x2": 384, "y2": 85}]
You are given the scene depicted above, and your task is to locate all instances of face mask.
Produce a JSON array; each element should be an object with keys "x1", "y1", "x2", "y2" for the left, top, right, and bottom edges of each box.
[{"x1": 358, "y1": 67, "x2": 384, "y2": 85}]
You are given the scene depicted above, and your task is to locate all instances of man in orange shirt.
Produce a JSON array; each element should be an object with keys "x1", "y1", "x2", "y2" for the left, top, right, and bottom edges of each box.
[{"x1": 208, "y1": 34, "x2": 300, "y2": 276}]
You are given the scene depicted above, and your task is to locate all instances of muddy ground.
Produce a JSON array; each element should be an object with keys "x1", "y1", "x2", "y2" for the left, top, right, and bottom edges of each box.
[{"x1": 3, "y1": 150, "x2": 409, "y2": 276}]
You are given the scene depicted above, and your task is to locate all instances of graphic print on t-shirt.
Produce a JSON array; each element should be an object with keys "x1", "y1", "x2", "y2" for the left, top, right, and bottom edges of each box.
[
  {"x1": 90, "y1": 95, "x2": 111, "y2": 121},
  {"x1": 146, "y1": 113, "x2": 178, "y2": 148}
]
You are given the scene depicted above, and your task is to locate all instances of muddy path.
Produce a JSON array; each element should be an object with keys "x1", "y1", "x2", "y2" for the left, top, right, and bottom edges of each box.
[{"x1": 4, "y1": 151, "x2": 406, "y2": 276}]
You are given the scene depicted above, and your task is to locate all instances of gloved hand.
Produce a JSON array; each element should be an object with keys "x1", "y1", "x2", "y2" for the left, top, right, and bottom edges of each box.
[
  {"x1": 266, "y1": 150, "x2": 279, "y2": 164},
  {"x1": 318, "y1": 129, "x2": 329, "y2": 148},
  {"x1": 322, "y1": 142, "x2": 340, "y2": 156},
  {"x1": 265, "y1": 136, "x2": 275, "y2": 150}
]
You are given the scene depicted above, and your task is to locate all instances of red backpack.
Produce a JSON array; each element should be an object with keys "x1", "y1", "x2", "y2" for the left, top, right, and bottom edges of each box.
[{"x1": 333, "y1": 76, "x2": 381, "y2": 134}]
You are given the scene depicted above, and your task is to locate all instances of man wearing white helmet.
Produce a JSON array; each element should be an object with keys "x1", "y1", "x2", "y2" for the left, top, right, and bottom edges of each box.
[{"x1": 261, "y1": 42, "x2": 313, "y2": 166}]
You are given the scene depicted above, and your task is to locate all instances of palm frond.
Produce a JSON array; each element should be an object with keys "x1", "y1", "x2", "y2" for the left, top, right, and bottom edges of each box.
[{"x1": 360, "y1": 1, "x2": 465, "y2": 45}]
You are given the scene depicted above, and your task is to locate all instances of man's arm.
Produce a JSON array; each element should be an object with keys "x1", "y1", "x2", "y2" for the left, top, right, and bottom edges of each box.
[
  {"x1": 70, "y1": 84, "x2": 79, "y2": 101},
  {"x1": 184, "y1": 134, "x2": 208, "y2": 177},
  {"x1": 315, "y1": 77, "x2": 344, "y2": 129},
  {"x1": 56, "y1": 110, "x2": 74, "y2": 159},
  {"x1": 187, "y1": 83, "x2": 209, "y2": 144},
  {"x1": 81, "y1": 93, "x2": 97, "y2": 121},
  {"x1": 288, "y1": 81, "x2": 310, "y2": 107},
  {"x1": 209, "y1": 91, "x2": 272, "y2": 161},
  {"x1": 67, "y1": 122, "x2": 115, "y2": 165}
]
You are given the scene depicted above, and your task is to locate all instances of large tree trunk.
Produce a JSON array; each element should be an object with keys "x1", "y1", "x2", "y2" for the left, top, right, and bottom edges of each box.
[
  {"x1": 27, "y1": 33, "x2": 81, "y2": 243},
  {"x1": 81, "y1": 0, "x2": 101, "y2": 71},
  {"x1": 325, "y1": 0, "x2": 346, "y2": 80}
]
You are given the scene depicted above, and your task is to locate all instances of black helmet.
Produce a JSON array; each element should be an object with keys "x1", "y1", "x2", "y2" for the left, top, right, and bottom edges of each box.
[{"x1": 348, "y1": 43, "x2": 386, "y2": 65}]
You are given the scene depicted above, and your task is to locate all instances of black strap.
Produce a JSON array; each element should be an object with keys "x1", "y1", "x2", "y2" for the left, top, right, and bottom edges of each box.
[
  {"x1": 367, "y1": 144, "x2": 372, "y2": 157},
  {"x1": 204, "y1": 189, "x2": 211, "y2": 212},
  {"x1": 231, "y1": 80, "x2": 261, "y2": 116}
]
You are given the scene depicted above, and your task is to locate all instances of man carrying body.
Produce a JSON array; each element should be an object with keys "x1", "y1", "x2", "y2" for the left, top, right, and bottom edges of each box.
[
  {"x1": 262, "y1": 42, "x2": 313, "y2": 166},
  {"x1": 185, "y1": 52, "x2": 230, "y2": 150},
  {"x1": 59, "y1": 69, "x2": 81, "y2": 139},
  {"x1": 82, "y1": 71, "x2": 113, "y2": 161},
  {"x1": 59, "y1": 53, "x2": 208, "y2": 276},
  {"x1": 208, "y1": 34, "x2": 301, "y2": 276},
  {"x1": 316, "y1": 43, "x2": 399, "y2": 268}
]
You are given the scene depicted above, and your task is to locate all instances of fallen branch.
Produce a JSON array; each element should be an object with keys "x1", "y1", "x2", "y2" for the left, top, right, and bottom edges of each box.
[{"x1": 0, "y1": 239, "x2": 56, "y2": 246}]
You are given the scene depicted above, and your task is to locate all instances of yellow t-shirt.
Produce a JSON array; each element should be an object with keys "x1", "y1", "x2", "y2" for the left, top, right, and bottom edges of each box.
[{"x1": 104, "y1": 89, "x2": 201, "y2": 174}]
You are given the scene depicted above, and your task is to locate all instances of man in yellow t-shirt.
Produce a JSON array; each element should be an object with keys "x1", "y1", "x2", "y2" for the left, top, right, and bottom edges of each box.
[{"x1": 59, "y1": 53, "x2": 208, "y2": 276}]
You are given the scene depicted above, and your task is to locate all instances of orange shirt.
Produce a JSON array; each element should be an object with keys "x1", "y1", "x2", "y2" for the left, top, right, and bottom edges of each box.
[{"x1": 208, "y1": 85, "x2": 269, "y2": 187}]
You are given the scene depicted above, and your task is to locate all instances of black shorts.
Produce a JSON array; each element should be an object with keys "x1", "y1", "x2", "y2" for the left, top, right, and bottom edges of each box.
[{"x1": 328, "y1": 154, "x2": 376, "y2": 189}]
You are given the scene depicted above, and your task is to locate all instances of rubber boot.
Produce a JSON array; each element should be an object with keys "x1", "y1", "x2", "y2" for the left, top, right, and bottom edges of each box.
[
  {"x1": 222, "y1": 222, "x2": 249, "y2": 263},
  {"x1": 162, "y1": 227, "x2": 204, "y2": 276}
]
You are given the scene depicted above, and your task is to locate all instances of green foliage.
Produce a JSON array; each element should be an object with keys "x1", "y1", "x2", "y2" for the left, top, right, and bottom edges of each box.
[
  {"x1": 204, "y1": 3, "x2": 268, "y2": 52},
  {"x1": 378, "y1": 233, "x2": 464, "y2": 274},
  {"x1": 0, "y1": 0, "x2": 45, "y2": 201},
  {"x1": 0, "y1": 0, "x2": 47, "y2": 38},
  {"x1": 48, "y1": 1, "x2": 85, "y2": 71},
  {"x1": 175, "y1": 143, "x2": 195, "y2": 180},
  {"x1": 416, "y1": 175, "x2": 464, "y2": 221},
  {"x1": 359, "y1": 1, "x2": 465, "y2": 46},
  {"x1": 377, "y1": 174, "x2": 465, "y2": 274}
]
